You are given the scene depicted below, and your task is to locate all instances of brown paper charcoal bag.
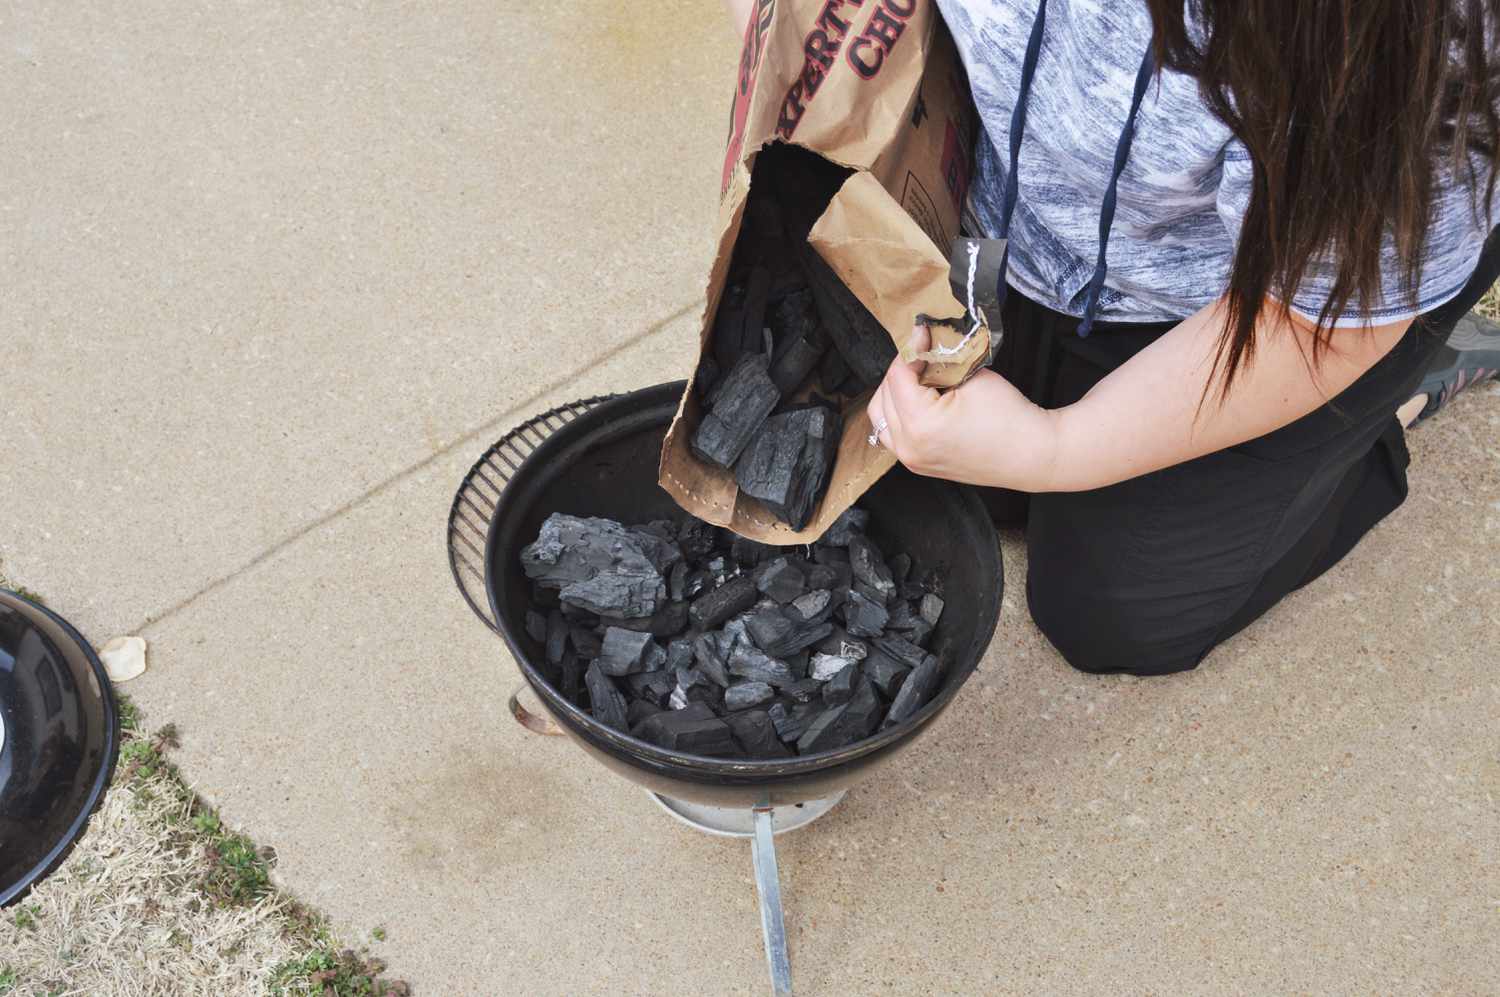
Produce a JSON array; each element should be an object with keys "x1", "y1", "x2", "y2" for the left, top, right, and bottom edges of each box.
[{"x1": 660, "y1": 0, "x2": 990, "y2": 542}]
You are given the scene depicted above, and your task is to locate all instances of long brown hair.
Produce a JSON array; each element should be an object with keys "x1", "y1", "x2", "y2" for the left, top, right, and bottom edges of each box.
[{"x1": 1145, "y1": 0, "x2": 1500, "y2": 396}]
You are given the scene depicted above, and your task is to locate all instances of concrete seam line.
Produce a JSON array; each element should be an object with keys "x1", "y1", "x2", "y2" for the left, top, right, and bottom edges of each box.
[{"x1": 135, "y1": 299, "x2": 702, "y2": 633}]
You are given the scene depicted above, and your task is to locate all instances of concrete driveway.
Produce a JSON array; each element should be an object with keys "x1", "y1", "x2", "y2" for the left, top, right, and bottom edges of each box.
[{"x1": 2, "y1": 3, "x2": 1496, "y2": 994}]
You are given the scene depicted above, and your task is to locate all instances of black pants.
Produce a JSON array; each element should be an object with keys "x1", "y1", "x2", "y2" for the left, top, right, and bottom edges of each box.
[{"x1": 986, "y1": 232, "x2": 1500, "y2": 676}]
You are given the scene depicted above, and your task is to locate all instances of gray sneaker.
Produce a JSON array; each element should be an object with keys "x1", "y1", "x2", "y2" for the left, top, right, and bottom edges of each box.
[{"x1": 1413, "y1": 310, "x2": 1500, "y2": 424}]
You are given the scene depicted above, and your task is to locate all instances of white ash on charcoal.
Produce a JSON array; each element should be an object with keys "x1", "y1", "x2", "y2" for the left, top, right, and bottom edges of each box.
[{"x1": 520, "y1": 506, "x2": 950, "y2": 758}]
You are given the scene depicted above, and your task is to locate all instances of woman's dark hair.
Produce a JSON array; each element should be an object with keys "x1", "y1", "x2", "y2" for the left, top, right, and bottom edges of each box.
[{"x1": 1145, "y1": 0, "x2": 1500, "y2": 396}]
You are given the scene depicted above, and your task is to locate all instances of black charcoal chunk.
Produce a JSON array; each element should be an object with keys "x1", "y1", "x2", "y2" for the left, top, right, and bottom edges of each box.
[
  {"x1": 665, "y1": 637, "x2": 695, "y2": 673},
  {"x1": 597, "y1": 627, "x2": 657, "y2": 677},
  {"x1": 822, "y1": 662, "x2": 859, "y2": 705},
  {"x1": 853, "y1": 580, "x2": 890, "y2": 606},
  {"x1": 634, "y1": 705, "x2": 739, "y2": 756},
  {"x1": 731, "y1": 536, "x2": 778, "y2": 568},
  {"x1": 815, "y1": 626, "x2": 868, "y2": 659},
  {"x1": 822, "y1": 507, "x2": 870, "y2": 547},
  {"x1": 585, "y1": 662, "x2": 628, "y2": 731},
  {"x1": 842, "y1": 590, "x2": 890, "y2": 637},
  {"x1": 883, "y1": 654, "x2": 942, "y2": 728},
  {"x1": 755, "y1": 557, "x2": 807, "y2": 604},
  {"x1": 768, "y1": 285, "x2": 819, "y2": 342},
  {"x1": 559, "y1": 652, "x2": 584, "y2": 703},
  {"x1": 711, "y1": 278, "x2": 749, "y2": 375},
  {"x1": 769, "y1": 333, "x2": 825, "y2": 396},
  {"x1": 837, "y1": 678, "x2": 883, "y2": 740},
  {"x1": 810, "y1": 652, "x2": 857, "y2": 682},
  {"x1": 570, "y1": 624, "x2": 603, "y2": 659},
  {"x1": 670, "y1": 668, "x2": 722, "y2": 711},
  {"x1": 734, "y1": 404, "x2": 841, "y2": 531},
  {"x1": 669, "y1": 561, "x2": 688, "y2": 602},
  {"x1": 887, "y1": 600, "x2": 921, "y2": 632},
  {"x1": 783, "y1": 678, "x2": 825, "y2": 703},
  {"x1": 818, "y1": 344, "x2": 852, "y2": 395},
  {"x1": 728, "y1": 643, "x2": 797, "y2": 688},
  {"x1": 908, "y1": 620, "x2": 934, "y2": 648},
  {"x1": 724, "y1": 681, "x2": 776, "y2": 711},
  {"x1": 545, "y1": 610, "x2": 568, "y2": 666},
  {"x1": 677, "y1": 519, "x2": 718, "y2": 561},
  {"x1": 875, "y1": 634, "x2": 927, "y2": 670},
  {"x1": 725, "y1": 710, "x2": 793, "y2": 758},
  {"x1": 688, "y1": 575, "x2": 759, "y2": 631},
  {"x1": 521, "y1": 513, "x2": 670, "y2": 619},
  {"x1": 795, "y1": 704, "x2": 848, "y2": 753},
  {"x1": 524, "y1": 610, "x2": 548, "y2": 644},
  {"x1": 609, "y1": 600, "x2": 689, "y2": 637},
  {"x1": 747, "y1": 609, "x2": 834, "y2": 658},
  {"x1": 692, "y1": 633, "x2": 731, "y2": 687},
  {"x1": 787, "y1": 589, "x2": 834, "y2": 624},
  {"x1": 805, "y1": 565, "x2": 839, "y2": 592},
  {"x1": 920, "y1": 593, "x2": 945, "y2": 626},
  {"x1": 849, "y1": 535, "x2": 896, "y2": 599},
  {"x1": 682, "y1": 568, "x2": 711, "y2": 600},
  {"x1": 691, "y1": 354, "x2": 781, "y2": 469},
  {"x1": 627, "y1": 668, "x2": 679, "y2": 708},
  {"x1": 796, "y1": 243, "x2": 897, "y2": 390},
  {"x1": 864, "y1": 649, "x2": 910, "y2": 699},
  {"x1": 694, "y1": 355, "x2": 721, "y2": 403},
  {"x1": 769, "y1": 700, "x2": 821, "y2": 743},
  {"x1": 627, "y1": 698, "x2": 665, "y2": 728},
  {"x1": 560, "y1": 601, "x2": 598, "y2": 624}
]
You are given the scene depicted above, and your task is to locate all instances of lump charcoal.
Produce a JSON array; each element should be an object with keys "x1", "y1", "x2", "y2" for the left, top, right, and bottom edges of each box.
[
  {"x1": 524, "y1": 609, "x2": 548, "y2": 644},
  {"x1": 734, "y1": 404, "x2": 841, "y2": 532},
  {"x1": 746, "y1": 610, "x2": 833, "y2": 658},
  {"x1": 682, "y1": 568, "x2": 711, "y2": 600},
  {"x1": 822, "y1": 661, "x2": 860, "y2": 705},
  {"x1": 883, "y1": 653, "x2": 943, "y2": 728},
  {"x1": 768, "y1": 285, "x2": 819, "y2": 342},
  {"x1": 755, "y1": 557, "x2": 807, "y2": 604},
  {"x1": 822, "y1": 507, "x2": 870, "y2": 547},
  {"x1": 886, "y1": 600, "x2": 922, "y2": 632},
  {"x1": 810, "y1": 652, "x2": 857, "y2": 682},
  {"x1": 739, "y1": 265, "x2": 774, "y2": 358},
  {"x1": 907, "y1": 619, "x2": 934, "y2": 648},
  {"x1": 585, "y1": 662, "x2": 628, "y2": 731},
  {"x1": 559, "y1": 652, "x2": 584, "y2": 704},
  {"x1": 842, "y1": 590, "x2": 890, "y2": 638},
  {"x1": 920, "y1": 593, "x2": 945, "y2": 626},
  {"x1": 728, "y1": 643, "x2": 797, "y2": 689},
  {"x1": 669, "y1": 668, "x2": 722, "y2": 711},
  {"x1": 597, "y1": 627, "x2": 657, "y2": 677},
  {"x1": 889, "y1": 552, "x2": 912, "y2": 585},
  {"x1": 692, "y1": 633, "x2": 732, "y2": 688},
  {"x1": 634, "y1": 705, "x2": 739, "y2": 756},
  {"x1": 609, "y1": 600, "x2": 689, "y2": 637},
  {"x1": 569, "y1": 624, "x2": 603, "y2": 659},
  {"x1": 796, "y1": 241, "x2": 896, "y2": 389},
  {"x1": 677, "y1": 519, "x2": 718, "y2": 561},
  {"x1": 545, "y1": 610, "x2": 568, "y2": 666},
  {"x1": 795, "y1": 704, "x2": 848, "y2": 754},
  {"x1": 669, "y1": 561, "x2": 688, "y2": 602},
  {"x1": 863, "y1": 649, "x2": 910, "y2": 699},
  {"x1": 560, "y1": 601, "x2": 598, "y2": 624},
  {"x1": 853, "y1": 580, "x2": 890, "y2": 607},
  {"x1": 783, "y1": 678, "x2": 824, "y2": 704},
  {"x1": 724, "y1": 681, "x2": 776, "y2": 711},
  {"x1": 787, "y1": 589, "x2": 833, "y2": 624},
  {"x1": 521, "y1": 513, "x2": 668, "y2": 619},
  {"x1": 665, "y1": 637, "x2": 695, "y2": 673},
  {"x1": 688, "y1": 575, "x2": 759, "y2": 631},
  {"x1": 636, "y1": 519, "x2": 677, "y2": 542},
  {"x1": 726, "y1": 710, "x2": 793, "y2": 759},
  {"x1": 694, "y1": 355, "x2": 721, "y2": 403},
  {"x1": 837, "y1": 678, "x2": 883, "y2": 741},
  {"x1": 636, "y1": 700, "x2": 713, "y2": 735},
  {"x1": 875, "y1": 634, "x2": 927, "y2": 671},
  {"x1": 806, "y1": 565, "x2": 839, "y2": 592},
  {"x1": 785, "y1": 649, "x2": 810, "y2": 679},
  {"x1": 849, "y1": 535, "x2": 896, "y2": 600},
  {"x1": 769, "y1": 333, "x2": 825, "y2": 396},
  {"x1": 816, "y1": 627, "x2": 868, "y2": 660},
  {"x1": 627, "y1": 667, "x2": 679, "y2": 708},
  {"x1": 691, "y1": 354, "x2": 781, "y2": 469},
  {"x1": 731, "y1": 535, "x2": 778, "y2": 568},
  {"x1": 811, "y1": 547, "x2": 854, "y2": 589},
  {"x1": 531, "y1": 585, "x2": 560, "y2": 609},
  {"x1": 769, "y1": 700, "x2": 821, "y2": 743},
  {"x1": 627, "y1": 698, "x2": 665, "y2": 728}
]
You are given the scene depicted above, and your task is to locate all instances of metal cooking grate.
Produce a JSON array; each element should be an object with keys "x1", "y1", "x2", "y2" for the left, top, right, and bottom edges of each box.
[{"x1": 446, "y1": 394, "x2": 618, "y2": 632}]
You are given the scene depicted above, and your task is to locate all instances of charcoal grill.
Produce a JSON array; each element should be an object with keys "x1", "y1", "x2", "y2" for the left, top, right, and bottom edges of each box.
[
  {"x1": 0, "y1": 591, "x2": 121, "y2": 907},
  {"x1": 447, "y1": 381, "x2": 1002, "y2": 994}
]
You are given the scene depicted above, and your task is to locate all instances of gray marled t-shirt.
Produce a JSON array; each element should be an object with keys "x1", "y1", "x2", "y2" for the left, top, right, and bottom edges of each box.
[{"x1": 938, "y1": 0, "x2": 1497, "y2": 326}]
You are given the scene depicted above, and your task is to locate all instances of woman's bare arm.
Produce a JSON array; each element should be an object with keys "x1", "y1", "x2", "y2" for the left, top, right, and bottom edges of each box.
[{"x1": 724, "y1": 0, "x2": 753, "y2": 35}]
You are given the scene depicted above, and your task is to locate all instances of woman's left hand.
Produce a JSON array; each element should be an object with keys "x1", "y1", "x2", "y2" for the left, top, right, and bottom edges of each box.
[{"x1": 865, "y1": 324, "x2": 1063, "y2": 491}]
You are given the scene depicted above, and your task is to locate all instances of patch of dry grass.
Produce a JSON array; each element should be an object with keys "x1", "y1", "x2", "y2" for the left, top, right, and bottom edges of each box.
[
  {"x1": 1476, "y1": 280, "x2": 1499, "y2": 322},
  {"x1": 0, "y1": 705, "x2": 406, "y2": 997}
]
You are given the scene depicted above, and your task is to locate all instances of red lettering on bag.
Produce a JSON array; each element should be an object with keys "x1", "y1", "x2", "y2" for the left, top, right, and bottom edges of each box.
[{"x1": 774, "y1": 0, "x2": 865, "y2": 140}]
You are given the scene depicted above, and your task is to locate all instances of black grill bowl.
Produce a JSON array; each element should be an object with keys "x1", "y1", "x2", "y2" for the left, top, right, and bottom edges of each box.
[{"x1": 479, "y1": 382, "x2": 1002, "y2": 807}]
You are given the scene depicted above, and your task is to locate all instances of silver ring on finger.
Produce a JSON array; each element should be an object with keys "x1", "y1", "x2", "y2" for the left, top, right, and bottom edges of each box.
[{"x1": 868, "y1": 417, "x2": 890, "y2": 448}]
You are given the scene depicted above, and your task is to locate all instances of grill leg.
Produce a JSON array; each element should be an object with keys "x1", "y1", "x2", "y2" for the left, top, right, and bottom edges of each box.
[{"x1": 751, "y1": 804, "x2": 793, "y2": 996}]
